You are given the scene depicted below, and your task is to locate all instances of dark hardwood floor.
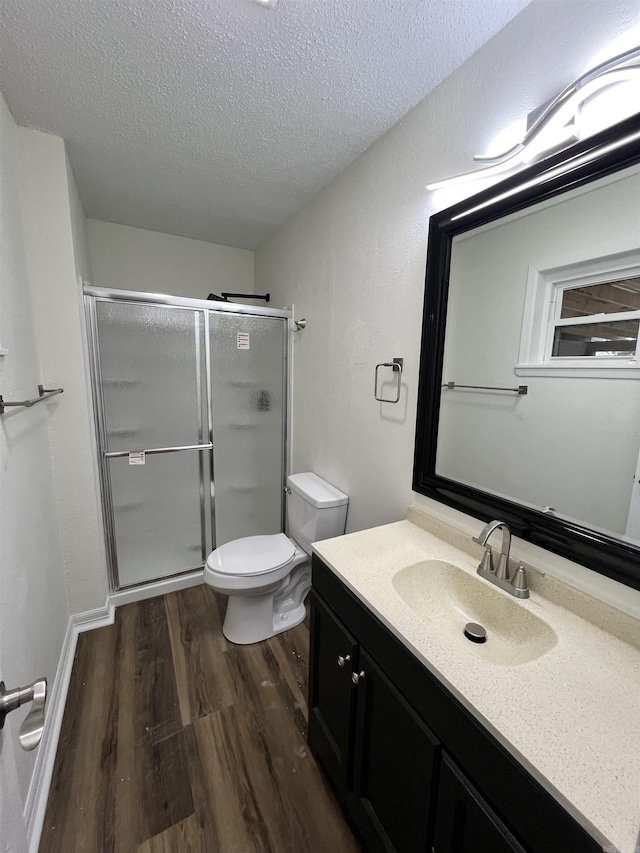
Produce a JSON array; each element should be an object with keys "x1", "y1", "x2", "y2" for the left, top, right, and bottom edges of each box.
[{"x1": 40, "y1": 586, "x2": 362, "y2": 853}]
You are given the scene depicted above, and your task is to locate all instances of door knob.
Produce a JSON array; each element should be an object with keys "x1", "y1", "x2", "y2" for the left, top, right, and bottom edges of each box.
[
  {"x1": 0, "y1": 678, "x2": 47, "y2": 751},
  {"x1": 337, "y1": 654, "x2": 351, "y2": 667},
  {"x1": 351, "y1": 670, "x2": 366, "y2": 684}
]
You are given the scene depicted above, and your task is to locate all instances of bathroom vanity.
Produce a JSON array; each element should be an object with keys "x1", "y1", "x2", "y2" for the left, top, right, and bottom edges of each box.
[{"x1": 308, "y1": 511, "x2": 640, "y2": 853}]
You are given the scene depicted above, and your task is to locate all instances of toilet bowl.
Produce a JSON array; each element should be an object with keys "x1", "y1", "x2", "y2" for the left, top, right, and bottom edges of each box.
[{"x1": 204, "y1": 473, "x2": 349, "y2": 644}]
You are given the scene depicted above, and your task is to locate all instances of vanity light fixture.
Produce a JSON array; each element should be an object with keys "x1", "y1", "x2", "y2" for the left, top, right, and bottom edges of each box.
[
  {"x1": 449, "y1": 124, "x2": 640, "y2": 222},
  {"x1": 427, "y1": 45, "x2": 640, "y2": 191}
]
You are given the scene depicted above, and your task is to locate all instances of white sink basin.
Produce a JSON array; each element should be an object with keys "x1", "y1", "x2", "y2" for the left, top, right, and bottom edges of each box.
[{"x1": 392, "y1": 560, "x2": 558, "y2": 666}]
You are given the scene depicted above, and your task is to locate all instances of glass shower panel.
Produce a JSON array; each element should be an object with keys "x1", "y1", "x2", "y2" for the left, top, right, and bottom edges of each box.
[
  {"x1": 209, "y1": 313, "x2": 286, "y2": 545},
  {"x1": 107, "y1": 450, "x2": 207, "y2": 587},
  {"x1": 95, "y1": 301, "x2": 206, "y2": 452}
]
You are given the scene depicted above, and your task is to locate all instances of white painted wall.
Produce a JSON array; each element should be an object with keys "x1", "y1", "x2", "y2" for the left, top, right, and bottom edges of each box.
[
  {"x1": 255, "y1": 0, "x2": 640, "y2": 549},
  {"x1": 18, "y1": 128, "x2": 108, "y2": 614},
  {"x1": 87, "y1": 219, "x2": 254, "y2": 301},
  {"x1": 439, "y1": 169, "x2": 640, "y2": 536},
  {"x1": 0, "y1": 93, "x2": 69, "y2": 850},
  {"x1": 67, "y1": 155, "x2": 94, "y2": 285}
]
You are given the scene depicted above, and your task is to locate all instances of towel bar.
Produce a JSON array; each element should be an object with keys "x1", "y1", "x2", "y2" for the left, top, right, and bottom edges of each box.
[{"x1": 0, "y1": 385, "x2": 64, "y2": 415}]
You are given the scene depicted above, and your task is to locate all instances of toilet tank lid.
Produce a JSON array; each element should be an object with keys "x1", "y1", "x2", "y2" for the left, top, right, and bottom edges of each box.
[{"x1": 287, "y1": 473, "x2": 349, "y2": 508}]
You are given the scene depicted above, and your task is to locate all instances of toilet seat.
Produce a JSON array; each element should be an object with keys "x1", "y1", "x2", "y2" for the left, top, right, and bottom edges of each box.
[{"x1": 207, "y1": 533, "x2": 295, "y2": 577}]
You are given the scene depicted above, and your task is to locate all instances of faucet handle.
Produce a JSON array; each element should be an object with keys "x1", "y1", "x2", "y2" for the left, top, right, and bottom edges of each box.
[
  {"x1": 517, "y1": 560, "x2": 545, "y2": 578},
  {"x1": 511, "y1": 565, "x2": 529, "y2": 595},
  {"x1": 511, "y1": 562, "x2": 546, "y2": 599},
  {"x1": 477, "y1": 546, "x2": 494, "y2": 573}
]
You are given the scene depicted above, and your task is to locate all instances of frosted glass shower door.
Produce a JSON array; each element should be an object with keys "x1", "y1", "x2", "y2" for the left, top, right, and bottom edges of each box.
[
  {"x1": 106, "y1": 451, "x2": 205, "y2": 585},
  {"x1": 95, "y1": 301, "x2": 210, "y2": 587},
  {"x1": 210, "y1": 313, "x2": 286, "y2": 545}
]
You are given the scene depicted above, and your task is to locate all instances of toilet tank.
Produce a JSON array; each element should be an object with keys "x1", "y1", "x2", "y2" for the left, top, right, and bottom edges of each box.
[{"x1": 286, "y1": 472, "x2": 349, "y2": 555}]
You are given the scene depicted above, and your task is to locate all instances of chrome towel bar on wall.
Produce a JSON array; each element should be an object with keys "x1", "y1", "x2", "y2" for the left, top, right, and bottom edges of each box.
[
  {"x1": 0, "y1": 384, "x2": 64, "y2": 414},
  {"x1": 375, "y1": 358, "x2": 403, "y2": 403}
]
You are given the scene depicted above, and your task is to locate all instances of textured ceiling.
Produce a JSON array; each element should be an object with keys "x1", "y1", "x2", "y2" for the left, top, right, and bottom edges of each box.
[{"x1": 0, "y1": 0, "x2": 530, "y2": 249}]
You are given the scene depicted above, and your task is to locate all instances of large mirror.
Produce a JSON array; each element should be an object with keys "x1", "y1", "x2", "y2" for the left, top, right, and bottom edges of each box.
[{"x1": 413, "y1": 113, "x2": 640, "y2": 590}]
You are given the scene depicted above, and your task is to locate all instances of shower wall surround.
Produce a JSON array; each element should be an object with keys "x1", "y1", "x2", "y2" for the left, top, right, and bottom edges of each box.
[{"x1": 85, "y1": 288, "x2": 289, "y2": 591}]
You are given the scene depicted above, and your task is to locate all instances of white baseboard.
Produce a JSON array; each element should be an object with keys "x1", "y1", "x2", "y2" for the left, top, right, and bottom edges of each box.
[
  {"x1": 109, "y1": 569, "x2": 204, "y2": 607},
  {"x1": 72, "y1": 601, "x2": 116, "y2": 633},
  {"x1": 24, "y1": 600, "x2": 114, "y2": 853}
]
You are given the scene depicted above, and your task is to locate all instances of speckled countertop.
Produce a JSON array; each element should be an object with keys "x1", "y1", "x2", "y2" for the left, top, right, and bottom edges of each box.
[{"x1": 312, "y1": 510, "x2": 640, "y2": 853}]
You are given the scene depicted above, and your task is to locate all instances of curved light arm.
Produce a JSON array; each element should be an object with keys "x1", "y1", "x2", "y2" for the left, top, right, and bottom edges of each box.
[{"x1": 427, "y1": 45, "x2": 640, "y2": 191}]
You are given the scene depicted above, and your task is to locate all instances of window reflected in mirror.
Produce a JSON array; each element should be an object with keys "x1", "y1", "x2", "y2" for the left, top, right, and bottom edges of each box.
[{"x1": 553, "y1": 278, "x2": 640, "y2": 359}]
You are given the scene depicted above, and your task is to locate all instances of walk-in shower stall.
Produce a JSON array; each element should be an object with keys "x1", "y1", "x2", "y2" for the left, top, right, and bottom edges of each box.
[{"x1": 84, "y1": 286, "x2": 289, "y2": 591}]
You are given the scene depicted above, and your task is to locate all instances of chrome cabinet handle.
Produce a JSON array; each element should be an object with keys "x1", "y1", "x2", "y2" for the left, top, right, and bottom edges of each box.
[
  {"x1": 337, "y1": 654, "x2": 351, "y2": 667},
  {"x1": 351, "y1": 670, "x2": 366, "y2": 684},
  {"x1": 0, "y1": 678, "x2": 47, "y2": 751}
]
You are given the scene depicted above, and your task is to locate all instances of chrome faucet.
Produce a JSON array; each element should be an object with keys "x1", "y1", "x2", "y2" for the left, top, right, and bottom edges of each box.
[
  {"x1": 473, "y1": 519, "x2": 511, "y2": 580},
  {"x1": 471, "y1": 520, "x2": 545, "y2": 599}
]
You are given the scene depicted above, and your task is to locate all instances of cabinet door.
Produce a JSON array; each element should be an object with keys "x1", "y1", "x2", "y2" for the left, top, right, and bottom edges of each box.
[
  {"x1": 352, "y1": 649, "x2": 440, "y2": 853},
  {"x1": 308, "y1": 593, "x2": 358, "y2": 793},
  {"x1": 433, "y1": 755, "x2": 527, "y2": 853}
]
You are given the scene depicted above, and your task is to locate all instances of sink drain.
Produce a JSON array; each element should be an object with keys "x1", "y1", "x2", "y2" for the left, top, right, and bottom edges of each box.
[{"x1": 464, "y1": 622, "x2": 487, "y2": 644}]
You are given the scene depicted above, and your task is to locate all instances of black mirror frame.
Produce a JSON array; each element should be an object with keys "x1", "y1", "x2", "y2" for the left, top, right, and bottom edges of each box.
[{"x1": 413, "y1": 113, "x2": 640, "y2": 591}]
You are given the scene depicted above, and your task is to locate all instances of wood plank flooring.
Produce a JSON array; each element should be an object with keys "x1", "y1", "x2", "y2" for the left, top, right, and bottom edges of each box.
[{"x1": 40, "y1": 586, "x2": 362, "y2": 853}]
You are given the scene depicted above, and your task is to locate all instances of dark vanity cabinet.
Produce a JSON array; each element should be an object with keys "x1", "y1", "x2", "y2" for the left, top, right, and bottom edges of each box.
[
  {"x1": 433, "y1": 756, "x2": 526, "y2": 853},
  {"x1": 351, "y1": 648, "x2": 439, "y2": 852},
  {"x1": 308, "y1": 555, "x2": 601, "y2": 853},
  {"x1": 309, "y1": 593, "x2": 357, "y2": 792},
  {"x1": 310, "y1": 593, "x2": 439, "y2": 852}
]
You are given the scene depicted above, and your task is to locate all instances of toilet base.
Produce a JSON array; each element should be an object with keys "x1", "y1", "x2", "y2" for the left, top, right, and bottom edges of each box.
[{"x1": 221, "y1": 565, "x2": 311, "y2": 645}]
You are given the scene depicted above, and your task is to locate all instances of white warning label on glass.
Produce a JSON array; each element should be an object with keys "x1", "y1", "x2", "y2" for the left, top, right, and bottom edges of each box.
[
  {"x1": 129, "y1": 451, "x2": 146, "y2": 465},
  {"x1": 237, "y1": 332, "x2": 250, "y2": 349}
]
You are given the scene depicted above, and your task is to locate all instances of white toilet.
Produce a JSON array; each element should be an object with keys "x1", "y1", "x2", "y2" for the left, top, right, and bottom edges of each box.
[{"x1": 204, "y1": 472, "x2": 349, "y2": 644}]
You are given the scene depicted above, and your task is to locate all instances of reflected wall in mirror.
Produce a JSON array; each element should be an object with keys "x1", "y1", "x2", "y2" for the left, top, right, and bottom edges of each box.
[{"x1": 413, "y1": 113, "x2": 640, "y2": 590}]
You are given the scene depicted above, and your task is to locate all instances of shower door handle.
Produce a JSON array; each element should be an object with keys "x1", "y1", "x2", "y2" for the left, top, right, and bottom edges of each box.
[
  {"x1": 104, "y1": 443, "x2": 213, "y2": 458},
  {"x1": 0, "y1": 678, "x2": 47, "y2": 751}
]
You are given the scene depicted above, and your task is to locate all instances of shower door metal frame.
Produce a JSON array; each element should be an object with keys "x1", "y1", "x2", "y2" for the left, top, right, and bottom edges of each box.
[{"x1": 84, "y1": 285, "x2": 291, "y2": 593}]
